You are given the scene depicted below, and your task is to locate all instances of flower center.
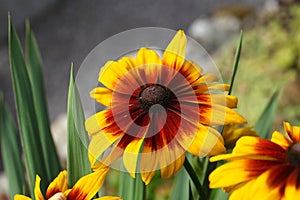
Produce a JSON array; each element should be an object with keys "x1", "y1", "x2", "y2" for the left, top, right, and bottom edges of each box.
[
  {"x1": 287, "y1": 142, "x2": 300, "y2": 166},
  {"x1": 139, "y1": 84, "x2": 170, "y2": 110}
]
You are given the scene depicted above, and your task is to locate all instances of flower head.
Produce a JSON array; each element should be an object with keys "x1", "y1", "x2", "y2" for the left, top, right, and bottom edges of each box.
[
  {"x1": 222, "y1": 125, "x2": 257, "y2": 149},
  {"x1": 14, "y1": 167, "x2": 121, "y2": 200},
  {"x1": 209, "y1": 122, "x2": 300, "y2": 200},
  {"x1": 86, "y1": 30, "x2": 246, "y2": 184}
]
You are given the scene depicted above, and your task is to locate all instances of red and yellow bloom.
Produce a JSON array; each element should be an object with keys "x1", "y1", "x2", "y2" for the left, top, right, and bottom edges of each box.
[
  {"x1": 86, "y1": 30, "x2": 246, "y2": 184},
  {"x1": 209, "y1": 122, "x2": 300, "y2": 200},
  {"x1": 14, "y1": 167, "x2": 120, "y2": 200}
]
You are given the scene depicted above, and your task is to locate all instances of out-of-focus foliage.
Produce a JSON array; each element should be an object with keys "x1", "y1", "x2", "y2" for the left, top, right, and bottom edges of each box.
[{"x1": 215, "y1": 4, "x2": 300, "y2": 131}]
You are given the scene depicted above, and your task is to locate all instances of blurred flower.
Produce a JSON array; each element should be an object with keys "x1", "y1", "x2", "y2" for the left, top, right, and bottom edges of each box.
[
  {"x1": 14, "y1": 167, "x2": 121, "y2": 200},
  {"x1": 222, "y1": 124, "x2": 257, "y2": 149},
  {"x1": 209, "y1": 122, "x2": 300, "y2": 200},
  {"x1": 86, "y1": 30, "x2": 246, "y2": 185}
]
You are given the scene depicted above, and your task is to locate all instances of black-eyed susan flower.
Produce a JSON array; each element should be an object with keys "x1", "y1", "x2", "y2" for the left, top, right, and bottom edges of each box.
[
  {"x1": 222, "y1": 124, "x2": 257, "y2": 149},
  {"x1": 14, "y1": 166, "x2": 121, "y2": 200},
  {"x1": 85, "y1": 30, "x2": 246, "y2": 185},
  {"x1": 209, "y1": 122, "x2": 300, "y2": 200}
]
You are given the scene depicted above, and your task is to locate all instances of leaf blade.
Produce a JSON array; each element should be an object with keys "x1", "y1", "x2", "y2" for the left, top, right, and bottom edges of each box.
[
  {"x1": 67, "y1": 65, "x2": 91, "y2": 187},
  {"x1": 0, "y1": 93, "x2": 30, "y2": 199},
  {"x1": 254, "y1": 90, "x2": 280, "y2": 139},
  {"x1": 8, "y1": 16, "x2": 48, "y2": 192},
  {"x1": 25, "y1": 21, "x2": 61, "y2": 180}
]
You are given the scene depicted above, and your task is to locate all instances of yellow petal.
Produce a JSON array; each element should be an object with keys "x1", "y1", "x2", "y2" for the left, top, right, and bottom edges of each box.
[
  {"x1": 34, "y1": 175, "x2": 45, "y2": 200},
  {"x1": 136, "y1": 48, "x2": 162, "y2": 84},
  {"x1": 46, "y1": 171, "x2": 68, "y2": 199},
  {"x1": 197, "y1": 73, "x2": 219, "y2": 84},
  {"x1": 88, "y1": 131, "x2": 123, "y2": 167},
  {"x1": 99, "y1": 57, "x2": 135, "y2": 91},
  {"x1": 284, "y1": 121, "x2": 300, "y2": 143},
  {"x1": 160, "y1": 151, "x2": 185, "y2": 179},
  {"x1": 230, "y1": 168, "x2": 283, "y2": 200},
  {"x1": 223, "y1": 126, "x2": 257, "y2": 149},
  {"x1": 140, "y1": 145, "x2": 159, "y2": 185},
  {"x1": 123, "y1": 138, "x2": 144, "y2": 178},
  {"x1": 229, "y1": 177, "x2": 280, "y2": 200},
  {"x1": 67, "y1": 167, "x2": 110, "y2": 200},
  {"x1": 209, "y1": 160, "x2": 255, "y2": 188},
  {"x1": 162, "y1": 30, "x2": 187, "y2": 71},
  {"x1": 271, "y1": 131, "x2": 292, "y2": 150},
  {"x1": 179, "y1": 60, "x2": 203, "y2": 84},
  {"x1": 283, "y1": 169, "x2": 300, "y2": 200},
  {"x1": 136, "y1": 48, "x2": 162, "y2": 66},
  {"x1": 85, "y1": 110, "x2": 114, "y2": 136},
  {"x1": 14, "y1": 195, "x2": 32, "y2": 200},
  {"x1": 90, "y1": 87, "x2": 113, "y2": 107},
  {"x1": 187, "y1": 125, "x2": 225, "y2": 156},
  {"x1": 200, "y1": 104, "x2": 247, "y2": 126}
]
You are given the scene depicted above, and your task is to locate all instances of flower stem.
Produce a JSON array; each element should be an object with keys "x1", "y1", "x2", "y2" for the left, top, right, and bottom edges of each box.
[{"x1": 184, "y1": 158, "x2": 207, "y2": 200}]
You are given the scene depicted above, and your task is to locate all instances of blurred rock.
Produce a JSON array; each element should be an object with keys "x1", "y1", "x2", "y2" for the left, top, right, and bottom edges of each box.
[
  {"x1": 188, "y1": 14, "x2": 241, "y2": 52},
  {"x1": 188, "y1": 6, "x2": 256, "y2": 52}
]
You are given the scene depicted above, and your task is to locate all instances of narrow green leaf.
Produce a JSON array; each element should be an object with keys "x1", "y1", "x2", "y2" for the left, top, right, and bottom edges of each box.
[
  {"x1": 254, "y1": 90, "x2": 280, "y2": 139},
  {"x1": 0, "y1": 93, "x2": 29, "y2": 198},
  {"x1": 119, "y1": 171, "x2": 145, "y2": 200},
  {"x1": 184, "y1": 158, "x2": 207, "y2": 200},
  {"x1": 229, "y1": 31, "x2": 243, "y2": 95},
  {"x1": 25, "y1": 21, "x2": 61, "y2": 180},
  {"x1": 8, "y1": 15, "x2": 48, "y2": 192},
  {"x1": 67, "y1": 65, "x2": 91, "y2": 187},
  {"x1": 170, "y1": 168, "x2": 190, "y2": 200}
]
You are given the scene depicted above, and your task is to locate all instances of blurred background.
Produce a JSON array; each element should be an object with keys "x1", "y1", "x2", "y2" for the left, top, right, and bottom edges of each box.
[{"x1": 1, "y1": 0, "x2": 300, "y2": 199}]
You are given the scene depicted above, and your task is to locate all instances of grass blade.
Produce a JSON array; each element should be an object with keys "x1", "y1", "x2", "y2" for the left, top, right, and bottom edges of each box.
[
  {"x1": 25, "y1": 21, "x2": 61, "y2": 180},
  {"x1": 229, "y1": 31, "x2": 243, "y2": 95},
  {"x1": 0, "y1": 93, "x2": 29, "y2": 199},
  {"x1": 254, "y1": 90, "x2": 280, "y2": 139},
  {"x1": 8, "y1": 15, "x2": 48, "y2": 192},
  {"x1": 67, "y1": 65, "x2": 91, "y2": 187}
]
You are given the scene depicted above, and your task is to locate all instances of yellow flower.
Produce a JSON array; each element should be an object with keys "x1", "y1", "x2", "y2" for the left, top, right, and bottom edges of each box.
[
  {"x1": 222, "y1": 124, "x2": 257, "y2": 149},
  {"x1": 14, "y1": 167, "x2": 121, "y2": 200},
  {"x1": 209, "y1": 122, "x2": 300, "y2": 200},
  {"x1": 86, "y1": 30, "x2": 246, "y2": 184}
]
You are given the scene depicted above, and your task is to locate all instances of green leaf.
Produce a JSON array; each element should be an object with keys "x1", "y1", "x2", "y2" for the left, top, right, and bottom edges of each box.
[
  {"x1": 119, "y1": 171, "x2": 145, "y2": 200},
  {"x1": 25, "y1": 21, "x2": 61, "y2": 180},
  {"x1": 209, "y1": 189, "x2": 229, "y2": 200},
  {"x1": 254, "y1": 90, "x2": 280, "y2": 139},
  {"x1": 229, "y1": 31, "x2": 243, "y2": 95},
  {"x1": 0, "y1": 92, "x2": 30, "y2": 199},
  {"x1": 170, "y1": 168, "x2": 190, "y2": 200},
  {"x1": 67, "y1": 65, "x2": 91, "y2": 187},
  {"x1": 8, "y1": 15, "x2": 48, "y2": 192}
]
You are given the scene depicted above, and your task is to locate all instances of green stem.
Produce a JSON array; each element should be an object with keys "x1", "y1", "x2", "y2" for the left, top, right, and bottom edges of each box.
[{"x1": 184, "y1": 159, "x2": 207, "y2": 200}]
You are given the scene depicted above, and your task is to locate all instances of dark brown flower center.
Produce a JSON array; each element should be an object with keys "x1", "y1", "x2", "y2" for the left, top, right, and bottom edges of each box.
[
  {"x1": 138, "y1": 84, "x2": 170, "y2": 110},
  {"x1": 287, "y1": 142, "x2": 300, "y2": 166}
]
